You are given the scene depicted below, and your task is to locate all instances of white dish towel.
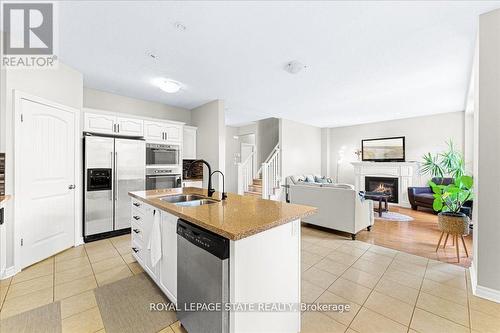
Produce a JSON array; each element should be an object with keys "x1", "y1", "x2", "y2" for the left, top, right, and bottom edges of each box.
[{"x1": 148, "y1": 210, "x2": 162, "y2": 267}]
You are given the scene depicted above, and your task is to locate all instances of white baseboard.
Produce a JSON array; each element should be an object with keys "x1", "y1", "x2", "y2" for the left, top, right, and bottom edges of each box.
[
  {"x1": 75, "y1": 237, "x2": 84, "y2": 247},
  {"x1": 1, "y1": 265, "x2": 20, "y2": 280},
  {"x1": 469, "y1": 261, "x2": 500, "y2": 304},
  {"x1": 469, "y1": 262, "x2": 477, "y2": 292},
  {"x1": 475, "y1": 284, "x2": 500, "y2": 304}
]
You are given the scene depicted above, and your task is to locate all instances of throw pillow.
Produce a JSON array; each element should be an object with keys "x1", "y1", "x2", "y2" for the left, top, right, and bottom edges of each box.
[
  {"x1": 314, "y1": 175, "x2": 327, "y2": 183},
  {"x1": 290, "y1": 175, "x2": 305, "y2": 184},
  {"x1": 304, "y1": 174, "x2": 315, "y2": 183}
]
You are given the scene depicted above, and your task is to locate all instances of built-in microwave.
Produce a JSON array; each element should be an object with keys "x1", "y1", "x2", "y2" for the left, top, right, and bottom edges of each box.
[
  {"x1": 146, "y1": 168, "x2": 182, "y2": 190},
  {"x1": 146, "y1": 143, "x2": 180, "y2": 166}
]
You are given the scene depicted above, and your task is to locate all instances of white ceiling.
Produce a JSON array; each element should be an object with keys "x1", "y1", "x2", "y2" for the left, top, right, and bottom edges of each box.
[{"x1": 58, "y1": 1, "x2": 500, "y2": 127}]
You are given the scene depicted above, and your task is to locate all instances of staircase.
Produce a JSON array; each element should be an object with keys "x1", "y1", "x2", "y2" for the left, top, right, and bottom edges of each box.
[
  {"x1": 237, "y1": 144, "x2": 281, "y2": 200},
  {"x1": 245, "y1": 178, "x2": 263, "y2": 197}
]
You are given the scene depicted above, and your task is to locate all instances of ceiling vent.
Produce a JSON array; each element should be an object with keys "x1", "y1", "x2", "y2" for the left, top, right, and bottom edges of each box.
[{"x1": 284, "y1": 61, "x2": 307, "y2": 74}]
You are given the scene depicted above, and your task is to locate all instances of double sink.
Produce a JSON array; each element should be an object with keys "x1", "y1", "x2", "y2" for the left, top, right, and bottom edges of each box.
[{"x1": 160, "y1": 194, "x2": 219, "y2": 207}]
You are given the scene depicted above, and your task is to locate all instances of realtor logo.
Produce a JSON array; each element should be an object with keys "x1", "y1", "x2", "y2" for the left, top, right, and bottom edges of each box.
[{"x1": 2, "y1": 2, "x2": 57, "y2": 68}]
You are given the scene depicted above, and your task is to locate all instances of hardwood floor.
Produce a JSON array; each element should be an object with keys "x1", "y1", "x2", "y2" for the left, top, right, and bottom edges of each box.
[{"x1": 356, "y1": 207, "x2": 473, "y2": 267}]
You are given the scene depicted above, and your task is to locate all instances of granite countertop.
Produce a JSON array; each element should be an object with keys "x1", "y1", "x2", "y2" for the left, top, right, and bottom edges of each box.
[
  {"x1": 129, "y1": 188, "x2": 317, "y2": 241},
  {"x1": 0, "y1": 195, "x2": 11, "y2": 205}
]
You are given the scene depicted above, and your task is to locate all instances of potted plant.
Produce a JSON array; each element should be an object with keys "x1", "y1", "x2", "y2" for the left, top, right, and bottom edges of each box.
[
  {"x1": 421, "y1": 140, "x2": 465, "y2": 181},
  {"x1": 429, "y1": 175, "x2": 473, "y2": 231}
]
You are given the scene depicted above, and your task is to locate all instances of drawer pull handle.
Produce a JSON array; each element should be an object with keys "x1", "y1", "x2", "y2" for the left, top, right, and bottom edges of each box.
[
  {"x1": 133, "y1": 228, "x2": 140, "y2": 234},
  {"x1": 132, "y1": 247, "x2": 139, "y2": 253},
  {"x1": 133, "y1": 216, "x2": 141, "y2": 220},
  {"x1": 133, "y1": 202, "x2": 141, "y2": 207}
]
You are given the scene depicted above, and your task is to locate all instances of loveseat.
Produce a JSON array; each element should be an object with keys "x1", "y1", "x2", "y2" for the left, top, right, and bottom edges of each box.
[{"x1": 286, "y1": 175, "x2": 374, "y2": 240}]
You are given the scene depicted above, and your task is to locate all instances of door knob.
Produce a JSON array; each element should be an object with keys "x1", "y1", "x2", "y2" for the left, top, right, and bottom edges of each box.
[{"x1": 68, "y1": 184, "x2": 76, "y2": 189}]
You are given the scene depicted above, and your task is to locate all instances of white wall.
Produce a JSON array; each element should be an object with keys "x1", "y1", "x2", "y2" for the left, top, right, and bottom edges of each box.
[
  {"x1": 328, "y1": 112, "x2": 465, "y2": 186},
  {"x1": 256, "y1": 118, "x2": 279, "y2": 166},
  {"x1": 190, "y1": 100, "x2": 226, "y2": 191},
  {"x1": 237, "y1": 123, "x2": 257, "y2": 137},
  {"x1": 225, "y1": 126, "x2": 240, "y2": 193},
  {"x1": 321, "y1": 128, "x2": 331, "y2": 177},
  {"x1": 280, "y1": 119, "x2": 322, "y2": 180},
  {"x1": 464, "y1": 45, "x2": 476, "y2": 176},
  {"x1": 473, "y1": 8, "x2": 500, "y2": 301},
  {"x1": 0, "y1": 63, "x2": 83, "y2": 274},
  {"x1": 83, "y1": 87, "x2": 191, "y2": 123}
]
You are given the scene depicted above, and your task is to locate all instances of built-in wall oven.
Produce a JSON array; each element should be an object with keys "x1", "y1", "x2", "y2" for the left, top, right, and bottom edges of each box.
[
  {"x1": 146, "y1": 143, "x2": 180, "y2": 166},
  {"x1": 146, "y1": 167, "x2": 182, "y2": 190}
]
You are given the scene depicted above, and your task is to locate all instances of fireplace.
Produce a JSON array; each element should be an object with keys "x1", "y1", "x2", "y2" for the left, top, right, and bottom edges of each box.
[{"x1": 365, "y1": 176, "x2": 399, "y2": 203}]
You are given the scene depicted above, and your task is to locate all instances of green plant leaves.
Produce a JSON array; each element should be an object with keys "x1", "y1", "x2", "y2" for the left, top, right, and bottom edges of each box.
[
  {"x1": 420, "y1": 139, "x2": 465, "y2": 179},
  {"x1": 433, "y1": 197, "x2": 443, "y2": 211},
  {"x1": 461, "y1": 175, "x2": 473, "y2": 189},
  {"x1": 429, "y1": 174, "x2": 473, "y2": 213},
  {"x1": 421, "y1": 153, "x2": 444, "y2": 178}
]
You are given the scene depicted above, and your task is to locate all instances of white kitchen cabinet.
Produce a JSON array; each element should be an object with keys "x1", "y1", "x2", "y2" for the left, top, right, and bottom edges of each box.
[
  {"x1": 144, "y1": 121, "x2": 183, "y2": 143},
  {"x1": 182, "y1": 180, "x2": 203, "y2": 188},
  {"x1": 84, "y1": 113, "x2": 116, "y2": 135},
  {"x1": 183, "y1": 126, "x2": 197, "y2": 159},
  {"x1": 165, "y1": 124, "x2": 182, "y2": 142},
  {"x1": 144, "y1": 121, "x2": 165, "y2": 141},
  {"x1": 116, "y1": 117, "x2": 144, "y2": 136},
  {"x1": 134, "y1": 202, "x2": 159, "y2": 281},
  {"x1": 159, "y1": 211, "x2": 178, "y2": 303},
  {"x1": 84, "y1": 111, "x2": 144, "y2": 137},
  {"x1": 130, "y1": 199, "x2": 177, "y2": 303}
]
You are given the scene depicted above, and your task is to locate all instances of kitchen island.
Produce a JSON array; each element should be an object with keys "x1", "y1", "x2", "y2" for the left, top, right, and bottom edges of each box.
[{"x1": 129, "y1": 188, "x2": 316, "y2": 333}]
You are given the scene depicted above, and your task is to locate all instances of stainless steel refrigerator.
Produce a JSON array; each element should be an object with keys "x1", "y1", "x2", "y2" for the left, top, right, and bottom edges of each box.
[{"x1": 84, "y1": 134, "x2": 145, "y2": 241}]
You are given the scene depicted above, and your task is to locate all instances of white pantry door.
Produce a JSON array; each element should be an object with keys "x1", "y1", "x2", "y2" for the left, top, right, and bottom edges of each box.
[{"x1": 16, "y1": 95, "x2": 77, "y2": 269}]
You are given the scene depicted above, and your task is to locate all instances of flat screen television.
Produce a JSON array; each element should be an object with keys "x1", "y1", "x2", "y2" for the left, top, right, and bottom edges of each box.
[{"x1": 362, "y1": 136, "x2": 405, "y2": 162}]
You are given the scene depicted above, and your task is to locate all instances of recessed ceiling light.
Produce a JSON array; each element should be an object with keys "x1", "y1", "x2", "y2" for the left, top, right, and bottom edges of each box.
[{"x1": 152, "y1": 78, "x2": 182, "y2": 93}]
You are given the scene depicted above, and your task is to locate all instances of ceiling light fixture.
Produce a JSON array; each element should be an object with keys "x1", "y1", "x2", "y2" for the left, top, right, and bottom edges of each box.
[
  {"x1": 153, "y1": 78, "x2": 182, "y2": 93},
  {"x1": 284, "y1": 61, "x2": 307, "y2": 74}
]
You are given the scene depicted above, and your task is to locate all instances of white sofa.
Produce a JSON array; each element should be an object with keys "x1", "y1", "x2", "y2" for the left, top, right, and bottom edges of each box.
[{"x1": 286, "y1": 175, "x2": 374, "y2": 239}]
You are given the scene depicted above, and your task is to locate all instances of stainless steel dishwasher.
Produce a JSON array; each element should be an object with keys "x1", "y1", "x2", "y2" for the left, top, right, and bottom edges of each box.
[{"x1": 177, "y1": 219, "x2": 230, "y2": 333}]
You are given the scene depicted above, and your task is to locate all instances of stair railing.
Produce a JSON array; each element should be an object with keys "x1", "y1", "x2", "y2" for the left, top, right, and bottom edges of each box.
[
  {"x1": 237, "y1": 151, "x2": 255, "y2": 195},
  {"x1": 261, "y1": 144, "x2": 280, "y2": 200}
]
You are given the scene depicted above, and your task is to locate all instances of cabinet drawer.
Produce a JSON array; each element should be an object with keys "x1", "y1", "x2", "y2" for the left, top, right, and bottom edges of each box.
[
  {"x1": 131, "y1": 210, "x2": 145, "y2": 225},
  {"x1": 132, "y1": 240, "x2": 143, "y2": 263},
  {"x1": 131, "y1": 221, "x2": 143, "y2": 242},
  {"x1": 131, "y1": 199, "x2": 145, "y2": 211}
]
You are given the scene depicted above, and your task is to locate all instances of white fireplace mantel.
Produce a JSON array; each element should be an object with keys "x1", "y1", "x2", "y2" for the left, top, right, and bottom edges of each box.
[{"x1": 351, "y1": 161, "x2": 421, "y2": 208}]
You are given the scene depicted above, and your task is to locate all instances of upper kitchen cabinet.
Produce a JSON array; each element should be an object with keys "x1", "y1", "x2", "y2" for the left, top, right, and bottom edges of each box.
[
  {"x1": 84, "y1": 108, "x2": 184, "y2": 142},
  {"x1": 84, "y1": 112, "x2": 116, "y2": 135},
  {"x1": 116, "y1": 117, "x2": 144, "y2": 137},
  {"x1": 165, "y1": 124, "x2": 182, "y2": 142},
  {"x1": 183, "y1": 126, "x2": 197, "y2": 159},
  {"x1": 84, "y1": 109, "x2": 144, "y2": 137},
  {"x1": 144, "y1": 121, "x2": 183, "y2": 143},
  {"x1": 144, "y1": 121, "x2": 165, "y2": 141}
]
